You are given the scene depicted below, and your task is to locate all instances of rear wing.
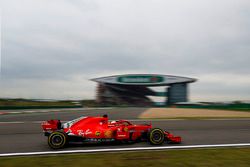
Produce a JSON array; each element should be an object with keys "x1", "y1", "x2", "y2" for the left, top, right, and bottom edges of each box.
[{"x1": 41, "y1": 120, "x2": 62, "y2": 131}]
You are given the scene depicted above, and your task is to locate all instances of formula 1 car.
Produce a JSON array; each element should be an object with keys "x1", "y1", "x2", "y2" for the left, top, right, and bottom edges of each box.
[{"x1": 41, "y1": 115, "x2": 181, "y2": 149}]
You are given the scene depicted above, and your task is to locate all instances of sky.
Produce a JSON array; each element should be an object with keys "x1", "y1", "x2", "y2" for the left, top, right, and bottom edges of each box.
[{"x1": 0, "y1": 0, "x2": 250, "y2": 101}]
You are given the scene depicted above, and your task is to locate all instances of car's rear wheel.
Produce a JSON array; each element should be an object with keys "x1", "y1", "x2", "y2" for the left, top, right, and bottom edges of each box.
[
  {"x1": 148, "y1": 128, "x2": 165, "y2": 145},
  {"x1": 48, "y1": 131, "x2": 67, "y2": 149}
]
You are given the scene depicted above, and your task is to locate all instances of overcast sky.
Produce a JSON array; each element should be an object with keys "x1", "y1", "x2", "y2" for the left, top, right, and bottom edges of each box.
[{"x1": 0, "y1": 0, "x2": 250, "y2": 101}]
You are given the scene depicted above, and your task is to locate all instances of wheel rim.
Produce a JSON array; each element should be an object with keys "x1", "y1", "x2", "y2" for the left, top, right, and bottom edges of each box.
[
  {"x1": 51, "y1": 134, "x2": 63, "y2": 146},
  {"x1": 152, "y1": 132, "x2": 162, "y2": 142}
]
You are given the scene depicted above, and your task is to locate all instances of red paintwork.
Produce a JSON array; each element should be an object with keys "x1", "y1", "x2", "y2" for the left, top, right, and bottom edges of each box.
[{"x1": 41, "y1": 116, "x2": 181, "y2": 144}]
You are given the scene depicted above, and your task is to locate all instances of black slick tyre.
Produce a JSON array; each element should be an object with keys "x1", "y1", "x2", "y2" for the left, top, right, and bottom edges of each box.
[
  {"x1": 48, "y1": 131, "x2": 67, "y2": 149},
  {"x1": 148, "y1": 128, "x2": 165, "y2": 145}
]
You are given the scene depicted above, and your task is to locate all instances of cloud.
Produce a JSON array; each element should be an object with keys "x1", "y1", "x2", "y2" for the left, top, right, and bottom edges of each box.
[{"x1": 1, "y1": 0, "x2": 250, "y2": 100}]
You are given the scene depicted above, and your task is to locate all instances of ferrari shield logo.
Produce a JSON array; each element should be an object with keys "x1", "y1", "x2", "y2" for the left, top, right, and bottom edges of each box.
[{"x1": 95, "y1": 131, "x2": 101, "y2": 136}]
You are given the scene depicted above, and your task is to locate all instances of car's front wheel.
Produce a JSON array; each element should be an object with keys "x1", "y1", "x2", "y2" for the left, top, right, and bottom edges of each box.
[
  {"x1": 48, "y1": 131, "x2": 67, "y2": 149},
  {"x1": 148, "y1": 128, "x2": 165, "y2": 145}
]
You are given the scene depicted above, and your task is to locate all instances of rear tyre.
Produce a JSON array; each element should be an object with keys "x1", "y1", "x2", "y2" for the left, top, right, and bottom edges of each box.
[
  {"x1": 48, "y1": 131, "x2": 67, "y2": 149},
  {"x1": 148, "y1": 128, "x2": 165, "y2": 145}
]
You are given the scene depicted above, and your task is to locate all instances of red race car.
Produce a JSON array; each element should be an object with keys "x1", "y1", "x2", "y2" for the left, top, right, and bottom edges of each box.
[{"x1": 41, "y1": 115, "x2": 181, "y2": 149}]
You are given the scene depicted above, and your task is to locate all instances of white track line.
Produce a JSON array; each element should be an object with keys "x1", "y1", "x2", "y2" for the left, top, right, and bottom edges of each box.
[
  {"x1": 0, "y1": 143, "x2": 250, "y2": 157},
  {"x1": 0, "y1": 121, "x2": 25, "y2": 124}
]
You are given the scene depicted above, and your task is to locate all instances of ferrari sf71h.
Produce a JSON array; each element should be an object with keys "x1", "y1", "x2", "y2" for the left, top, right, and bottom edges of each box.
[{"x1": 42, "y1": 115, "x2": 181, "y2": 149}]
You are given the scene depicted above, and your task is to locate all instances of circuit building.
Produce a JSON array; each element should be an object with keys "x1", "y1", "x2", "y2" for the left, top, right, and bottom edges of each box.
[{"x1": 91, "y1": 74, "x2": 196, "y2": 106}]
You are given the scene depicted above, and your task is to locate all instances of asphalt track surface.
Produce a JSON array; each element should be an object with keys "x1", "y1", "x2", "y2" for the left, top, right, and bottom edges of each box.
[{"x1": 0, "y1": 108, "x2": 250, "y2": 154}]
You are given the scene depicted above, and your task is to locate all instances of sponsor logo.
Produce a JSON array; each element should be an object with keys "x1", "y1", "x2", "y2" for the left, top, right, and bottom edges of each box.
[
  {"x1": 85, "y1": 138, "x2": 115, "y2": 142},
  {"x1": 77, "y1": 129, "x2": 92, "y2": 136},
  {"x1": 118, "y1": 134, "x2": 126, "y2": 137},
  {"x1": 85, "y1": 129, "x2": 92, "y2": 135},
  {"x1": 77, "y1": 130, "x2": 84, "y2": 136},
  {"x1": 104, "y1": 130, "x2": 113, "y2": 138},
  {"x1": 117, "y1": 75, "x2": 164, "y2": 83},
  {"x1": 124, "y1": 127, "x2": 128, "y2": 132}
]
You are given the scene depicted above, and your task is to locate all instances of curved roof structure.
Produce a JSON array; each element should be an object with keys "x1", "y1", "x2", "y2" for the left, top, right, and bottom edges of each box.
[{"x1": 91, "y1": 74, "x2": 196, "y2": 86}]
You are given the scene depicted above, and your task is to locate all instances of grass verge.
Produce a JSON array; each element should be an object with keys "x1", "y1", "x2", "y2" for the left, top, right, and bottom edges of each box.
[
  {"x1": 0, "y1": 148, "x2": 250, "y2": 167},
  {"x1": 0, "y1": 98, "x2": 82, "y2": 110}
]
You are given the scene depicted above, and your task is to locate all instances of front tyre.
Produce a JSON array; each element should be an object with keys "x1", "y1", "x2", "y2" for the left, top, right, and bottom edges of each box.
[
  {"x1": 48, "y1": 131, "x2": 67, "y2": 149},
  {"x1": 148, "y1": 128, "x2": 165, "y2": 145}
]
